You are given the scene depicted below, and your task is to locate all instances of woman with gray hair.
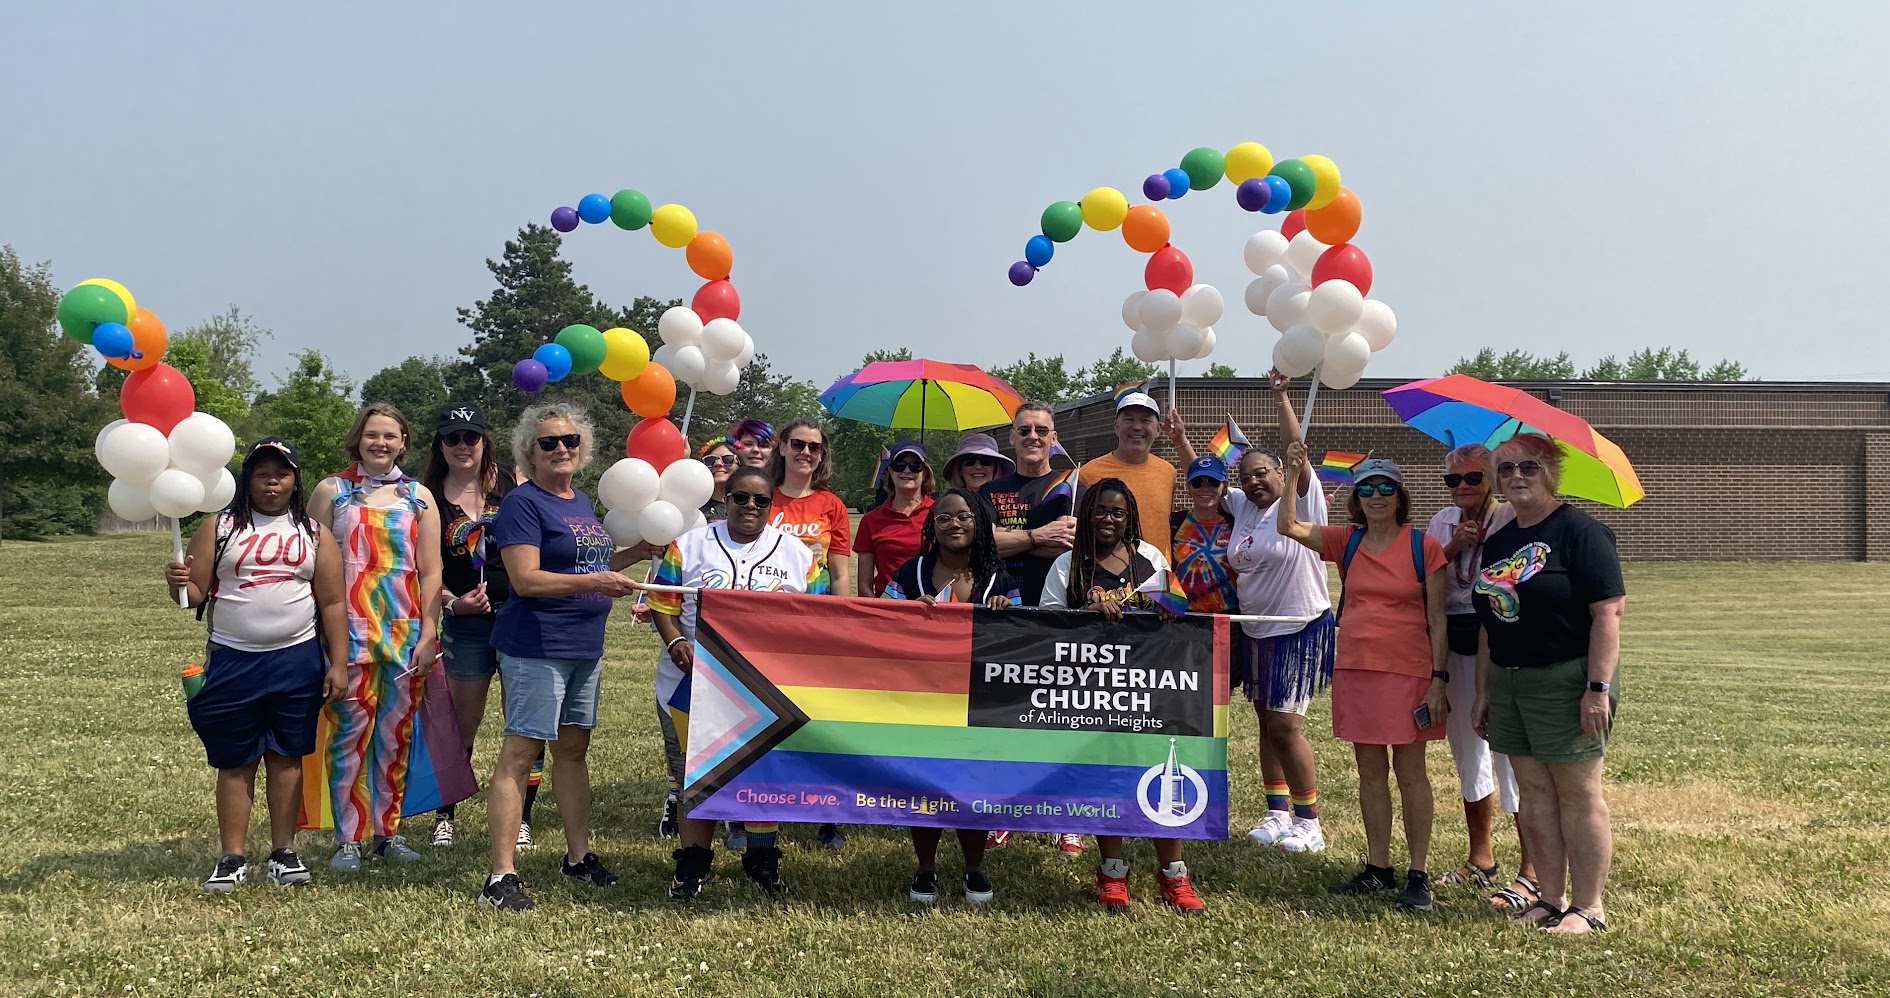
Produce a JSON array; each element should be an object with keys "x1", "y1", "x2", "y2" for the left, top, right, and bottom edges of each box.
[
  {"x1": 477, "y1": 402, "x2": 641, "y2": 911},
  {"x1": 1472, "y1": 432, "x2": 1625, "y2": 934}
]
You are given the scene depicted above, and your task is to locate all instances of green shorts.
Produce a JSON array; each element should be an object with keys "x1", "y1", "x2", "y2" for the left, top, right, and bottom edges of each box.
[{"x1": 1486, "y1": 655, "x2": 1617, "y2": 764}]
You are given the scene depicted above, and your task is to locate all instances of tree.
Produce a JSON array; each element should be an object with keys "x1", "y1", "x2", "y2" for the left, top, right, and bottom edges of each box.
[
  {"x1": 0, "y1": 246, "x2": 114, "y2": 538},
  {"x1": 166, "y1": 337, "x2": 250, "y2": 431},
  {"x1": 177, "y1": 306, "x2": 268, "y2": 399},
  {"x1": 254, "y1": 351, "x2": 358, "y2": 482},
  {"x1": 1204, "y1": 362, "x2": 1238, "y2": 378},
  {"x1": 1076, "y1": 347, "x2": 1159, "y2": 398},
  {"x1": 1702, "y1": 359, "x2": 1749, "y2": 382},
  {"x1": 990, "y1": 353, "x2": 1082, "y2": 406},
  {"x1": 361, "y1": 356, "x2": 452, "y2": 426},
  {"x1": 1583, "y1": 355, "x2": 1626, "y2": 381},
  {"x1": 1446, "y1": 348, "x2": 1576, "y2": 381}
]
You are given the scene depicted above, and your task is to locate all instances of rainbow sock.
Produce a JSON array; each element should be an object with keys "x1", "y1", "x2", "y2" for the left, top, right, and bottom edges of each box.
[
  {"x1": 1265, "y1": 781, "x2": 1290, "y2": 814},
  {"x1": 1291, "y1": 787, "x2": 1318, "y2": 821},
  {"x1": 745, "y1": 822, "x2": 779, "y2": 849}
]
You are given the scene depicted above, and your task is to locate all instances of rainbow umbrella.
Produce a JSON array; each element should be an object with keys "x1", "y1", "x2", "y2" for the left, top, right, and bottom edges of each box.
[
  {"x1": 1382, "y1": 374, "x2": 1645, "y2": 507},
  {"x1": 819, "y1": 359, "x2": 1023, "y2": 431}
]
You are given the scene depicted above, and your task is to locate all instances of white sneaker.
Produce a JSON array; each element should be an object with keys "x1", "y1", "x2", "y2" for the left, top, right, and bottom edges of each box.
[
  {"x1": 431, "y1": 816, "x2": 456, "y2": 848},
  {"x1": 265, "y1": 848, "x2": 311, "y2": 887},
  {"x1": 202, "y1": 854, "x2": 248, "y2": 893},
  {"x1": 1275, "y1": 817, "x2": 1326, "y2": 853},
  {"x1": 373, "y1": 835, "x2": 422, "y2": 864},
  {"x1": 516, "y1": 823, "x2": 536, "y2": 850},
  {"x1": 330, "y1": 841, "x2": 363, "y2": 872},
  {"x1": 1245, "y1": 810, "x2": 1292, "y2": 845}
]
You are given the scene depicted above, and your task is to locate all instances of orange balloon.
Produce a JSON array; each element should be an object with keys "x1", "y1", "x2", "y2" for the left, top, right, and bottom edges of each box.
[
  {"x1": 619, "y1": 362, "x2": 677, "y2": 418},
  {"x1": 1305, "y1": 188, "x2": 1362, "y2": 246},
  {"x1": 108, "y1": 307, "x2": 167, "y2": 372},
  {"x1": 685, "y1": 231, "x2": 733, "y2": 281},
  {"x1": 1120, "y1": 205, "x2": 1170, "y2": 254}
]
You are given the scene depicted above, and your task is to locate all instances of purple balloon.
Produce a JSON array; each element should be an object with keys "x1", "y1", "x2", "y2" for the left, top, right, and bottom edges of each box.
[
  {"x1": 1236, "y1": 177, "x2": 1271, "y2": 212},
  {"x1": 1142, "y1": 173, "x2": 1171, "y2": 201},
  {"x1": 513, "y1": 358, "x2": 549, "y2": 392},
  {"x1": 1008, "y1": 261, "x2": 1036, "y2": 286},
  {"x1": 550, "y1": 206, "x2": 580, "y2": 232}
]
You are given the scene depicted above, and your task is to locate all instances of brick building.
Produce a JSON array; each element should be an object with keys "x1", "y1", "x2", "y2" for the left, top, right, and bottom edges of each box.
[{"x1": 1051, "y1": 378, "x2": 1890, "y2": 561}]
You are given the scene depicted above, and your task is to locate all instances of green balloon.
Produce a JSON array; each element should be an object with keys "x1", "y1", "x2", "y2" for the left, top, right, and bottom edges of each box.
[
  {"x1": 1270, "y1": 159, "x2": 1317, "y2": 210},
  {"x1": 1040, "y1": 201, "x2": 1084, "y2": 243},
  {"x1": 610, "y1": 189, "x2": 653, "y2": 230},
  {"x1": 555, "y1": 324, "x2": 608, "y2": 375},
  {"x1": 1180, "y1": 147, "x2": 1225, "y2": 191},
  {"x1": 56, "y1": 285, "x2": 128, "y2": 344}
]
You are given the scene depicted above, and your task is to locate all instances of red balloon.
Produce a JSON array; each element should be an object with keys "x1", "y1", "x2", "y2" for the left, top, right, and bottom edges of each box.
[
  {"x1": 121, "y1": 362, "x2": 196, "y2": 434},
  {"x1": 1281, "y1": 209, "x2": 1308, "y2": 241},
  {"x1": 1143, "y1": 245, "x2": 1193, "y2": 295},
  {"x1": 691, "y1": 279, "x2": 741, "y2": 323},
  {"x1": 624, "y1": 417, "x2": 686, "y2": 472},
  {"x1": 1312, "y1": 243, "x2": 1373, "y2": 295}
]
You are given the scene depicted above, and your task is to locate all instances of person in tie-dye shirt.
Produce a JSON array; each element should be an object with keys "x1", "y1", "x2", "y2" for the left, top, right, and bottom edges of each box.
[{"x1": 1169, "y1": 456, "x2": 1238, "y2": 615}]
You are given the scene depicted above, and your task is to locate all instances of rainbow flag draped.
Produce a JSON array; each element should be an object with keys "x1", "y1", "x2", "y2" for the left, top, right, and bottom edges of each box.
[
  {"x1": 296, "y1": 662, "x2": 478, "y2": 830},
  {"x1": 1208, "y1": 419, "x2": 1249, "y2": 466},
  {"x1": 1318, "y1": 450, "x2": 1367, "y2": 486},
  {"x1": 683, "y1": 591, "x2": 1229, "y2": 839}
]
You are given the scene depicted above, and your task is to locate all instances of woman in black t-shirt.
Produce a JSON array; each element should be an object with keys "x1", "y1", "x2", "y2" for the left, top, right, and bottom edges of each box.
[{"x1": 1471, "y1": 433, "x2": 1626, "y2": 935}]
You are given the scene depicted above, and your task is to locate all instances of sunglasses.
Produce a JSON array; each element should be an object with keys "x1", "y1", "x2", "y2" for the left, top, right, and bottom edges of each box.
[
  {"x1": 1443, "y1": 472, "x2": 1486, "y2": 488},
  {"x1": 889, "y1": 459, "x2": 925, "y2": 474},
  {"x1": 1354, "y1": 482, "x2": 1399, "y2": 497},
  {"x1": 440, "y1": 430, "x2": 482, "y2": 447},
  {"x1": 702, "y1": 455, "x2": 738, "y2": 468},
  {"x1": 959, "y1": 455, "x2": 998, "y2": 468},
  {"x1": 1091, "y1": 507, "x2": 1131, "y2": 521},
  {"x1": 1012, "y1": 425, "x2": 1052, "y2": 437},
  {"x1": 1497, "y1": 461, "x2": 1544, "y2": 478},
  {"x1": 535, "y1": 434, "x2": 582, "y2": 452},
  {"x1": 1188, "y1": 477, "x2": 1222, "y2": 489},
  {"x1": 787, "y1": 438, "x2": 824, "y2": 454},
  {"x1": 728, "y1": 490, "x2": 773, "y2": 509}
]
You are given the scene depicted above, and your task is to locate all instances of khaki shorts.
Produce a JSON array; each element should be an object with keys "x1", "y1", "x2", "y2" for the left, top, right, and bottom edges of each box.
[{"x1": 1486, "y1": 655, "x2": 1617, "y2": 764}]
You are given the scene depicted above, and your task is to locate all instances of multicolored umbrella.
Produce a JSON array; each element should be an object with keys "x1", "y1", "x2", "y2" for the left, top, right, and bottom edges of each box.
[
  {"x1": 819, "y1": 359, "x2": 1023, "y2": 431},
  {"x1": 1382, "y1": 374, "x2": 1645, "y2": 507}
]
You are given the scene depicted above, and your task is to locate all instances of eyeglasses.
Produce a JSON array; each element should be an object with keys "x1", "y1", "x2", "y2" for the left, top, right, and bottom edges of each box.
[
  {"x1": 1188, "y1": 477, "x2": 1222, "y2": 489},
  {"x1": 702, "y1": 455, "x2": 738, "y2": 468},
  {"x1": 1012, "y1": 425, "x2": 1052, "y2": 437},
  {"x1": 787, "y1": 438, "x2": 825, "y2": 454},
  {"x1": 1497, "y1": 461, "x2": 1544, "y2": 478},
  {"x1": 728, "y1": 491, "x2": 773, "y2": 509},
  {"x1": 959, "y1": 455, "x2": 997, "y2": 467},
  {"x1": 1091, "y1": 507, "x2": 1131, "y2": 521},
  {"x1": 535, "y1": 434, "x2": 582, "y2": 452},
  {"x1": 933, "y1": 511, "x2": 979, "y2": 526},
  {"x1": 440, "y1": 431, "x2": 481, "y2": 447},
  {"x1": 1236, "y1": 468, "x2": 1278, "y2": 483},
  {"x1": 889, "y1": 459, "x2": 925, "y2": 473},
  {"x1": 1354, "y1": 482, "x2": 1399, "y2": 497},
  {"x1": 1443, "y1": 472, "x2": 1485, "y2": 488}
]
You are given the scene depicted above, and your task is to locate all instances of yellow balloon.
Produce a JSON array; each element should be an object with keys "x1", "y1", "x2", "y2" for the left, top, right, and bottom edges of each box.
[
  {"x1": 1301, "y1": 155, "x2": 1343, "y2": 210},
  {"x1": 597, "y1": 326, "x2": 651, "y2": 381},
  {"x1": 1080, "y1": 187, "x2": 1129, "y2": 231},
  {"x1": 650, "y1": 204, "x2": 698, "y2": 249},
  {"x1": 77, "y1": 278, "x2": 136, "y2": 322},
  {"x1": 1223, "y1": 142, "x2": 1274, "y2": 184}
]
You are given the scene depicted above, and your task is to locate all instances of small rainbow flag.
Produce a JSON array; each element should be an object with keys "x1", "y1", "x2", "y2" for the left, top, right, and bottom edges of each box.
[
  {"x1": 1137, "y1": 568, "x2": 1192, "y2": 618},
  {"x1": 1112, "y1": 381, "x2": 1150, "y2": 405},
  {"x1": 870, "y1": 446, "x2": 892, "y2": 490},
  {"x1": 1318, "y1": 450, "x2": 1366, "y2": 486},
  {"x1": 450, "y1": 514, "x2": 496, "y2": 574},
  {"x1": 1208, "y1": 418, "x2": 1249, "y2": 466}
]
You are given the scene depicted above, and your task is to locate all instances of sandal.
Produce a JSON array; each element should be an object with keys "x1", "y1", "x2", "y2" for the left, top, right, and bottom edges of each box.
[
  {"x1": 1510, "y1": 898, "x2": 1563, "y2": 925},
  {"x1": 1439, "y1": 862, "x2": 1499, "y2": 889},
  {"x1": 1489, "y1": 875, "x2": 1540, "y2": 912},
  {"x1": 1546, "y1": 906, "x2": 1608, "y2": 934}
]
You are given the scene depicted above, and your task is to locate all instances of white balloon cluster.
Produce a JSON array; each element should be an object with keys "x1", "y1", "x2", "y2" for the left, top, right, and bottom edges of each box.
[
  {"x1": 596, "y1": 455, "x2": 714, "y2": 550},
  {"x1": 96, "y1": 412, "x2": 238, "y2": 521},
  {"x1": 1243, "y1": 229, "x2": 1398, "y2": 391},
  {"x1": 1123, "y1": 284, "x2": 1224, "y2": 364},
  {"x1": 650, "y1": 306, "x2": 755, "y2": 396}
]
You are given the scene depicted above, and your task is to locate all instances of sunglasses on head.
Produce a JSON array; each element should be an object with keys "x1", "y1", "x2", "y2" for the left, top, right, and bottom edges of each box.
[
  {"x1": 1443, "y1": 471, "x2": 1485, "y2": 488},
  {"x1": 1497, "y1": 460, "x2": 1544, "y2": 478},
  {"x1": 787, "y1": 437, "x2": 824, "y2": 454},
  {"x1": 889, "y1": 458, "x2": 925, "y2": 473},
  {"x1": 440, "y1": 430, "x2": 481, "y2": 448},
  {"x1": 1012, "y1": 424, "x2": 1052, "y2": 437},
  {"x1": 727, "y1": 490, "x2": 773, "y2": 509},
  {"x1": 702, "y1": 454, "x2": 738, "y2": 468},
  {"x1": 1354, "y1": 481, "x2": 1399, "y2": 497},
  {"x1": 535, "y1": 433, "x2": 582, "y2": 452}
]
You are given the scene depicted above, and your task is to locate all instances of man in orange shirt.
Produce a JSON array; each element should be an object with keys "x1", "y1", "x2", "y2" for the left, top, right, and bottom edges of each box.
[{"x1": 1079, "y1": 392, "x2": 1180, "y2": 553}]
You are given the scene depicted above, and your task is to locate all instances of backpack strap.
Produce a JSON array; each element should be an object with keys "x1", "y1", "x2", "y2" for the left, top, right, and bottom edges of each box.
[
  {"x1": 194, "y1": 512, "x2": 237, "y2": 623},
  {"x1": 1409, "y1": 526, "x2": 1429, "y2": 615},
  {"x1": 1335, "y1": 527, "x2": 1366, "y2": 620}
]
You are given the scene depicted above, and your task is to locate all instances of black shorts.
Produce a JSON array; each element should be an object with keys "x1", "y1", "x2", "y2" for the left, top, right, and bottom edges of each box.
[{"x1": 186, "y1": 637, "x2": 326, "y2": 769}]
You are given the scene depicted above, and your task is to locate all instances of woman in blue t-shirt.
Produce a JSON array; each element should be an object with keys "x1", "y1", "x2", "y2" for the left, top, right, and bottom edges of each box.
[{"x1": 477, "y1": 403, "x2": 640, "y2": 912}]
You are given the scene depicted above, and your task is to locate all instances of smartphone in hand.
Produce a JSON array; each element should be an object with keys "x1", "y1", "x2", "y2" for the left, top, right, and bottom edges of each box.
[{"x1": 1412, "y1": 703, "x2": 1433, "y2": 730}]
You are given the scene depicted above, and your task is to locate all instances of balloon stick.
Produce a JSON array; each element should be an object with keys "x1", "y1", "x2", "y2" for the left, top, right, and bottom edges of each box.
[
  {"x1": 1167, "y1": 359, "x2": 1178, "y2": 415},
  {"x1": 171, "y1": 516, "x2": 189, "y2": 609},
  {"x1": 1300, "y1": 366, "x2": 1321, "y2": 443},
  {"x1": 679, "y1": 387, "x2": 698, "y2": 438}
]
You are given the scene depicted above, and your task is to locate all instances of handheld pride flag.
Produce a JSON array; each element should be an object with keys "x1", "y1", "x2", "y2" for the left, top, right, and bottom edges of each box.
[
  {"x1": 1208, "y1": 418, "x2": 1249, "y2": 466},
  {"x1": 1137, "y1": 568, "x2": 1192, "y2": 617},
  {"x1": 1317, "y1": 450, "x2": 1366, "y2": 486}
]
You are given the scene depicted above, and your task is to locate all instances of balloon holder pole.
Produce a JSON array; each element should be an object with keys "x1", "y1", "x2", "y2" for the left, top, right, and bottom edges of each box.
[
  {"x1": 1167, "y1": 359, "x2": 1178, "y2": 415},
  {"x1": 171, "y1": 516, "x2": 189, "y2": 609},
  {"x1": 679, "y1": 387, "x2": 699, "y2": 439},
  {"x1": 1300, "y1": 366, "x2": 1322, "y2": 444}
]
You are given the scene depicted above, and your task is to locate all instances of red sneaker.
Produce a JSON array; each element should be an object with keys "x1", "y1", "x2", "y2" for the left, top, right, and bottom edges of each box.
[
  {"x1": 1158, "y1": 867, "x2": 1206, "y2": 916},
  {"x1": 1096, "y1": 865, "x2": 1131, "y2": 912},
  {"x1": 985, "y1": 830, "x2": 1011, "y2": 850},
  {"x1": 1057, "y1": 833, "x2": 1085, "y2": 856}
]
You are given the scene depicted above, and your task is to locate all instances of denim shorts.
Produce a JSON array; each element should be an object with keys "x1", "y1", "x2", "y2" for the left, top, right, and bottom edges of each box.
[
  {"x1": 497, "y1": 651, "x2": 601, "y2": 740},
  {"x1": 440, "y1": 613, "x2": 499, "y2": 681}
]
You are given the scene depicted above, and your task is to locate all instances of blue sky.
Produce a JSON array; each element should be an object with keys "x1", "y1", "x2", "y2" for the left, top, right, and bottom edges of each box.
[{"x1": 6, "y1": 1, "x2": 1888, "y2": 391}]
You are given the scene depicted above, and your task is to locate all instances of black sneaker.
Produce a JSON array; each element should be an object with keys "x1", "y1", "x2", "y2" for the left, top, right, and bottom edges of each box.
[
  {"x1": 668, "y1": 845, "x2": 713, "y2": 902},
  {"x1": 908, "y1": 869, "x2": 939, "y2": 905},
  {"x1": 741, "y1": 846, "x2": 789, "y2": 898},
  {"x1": 658, "y1": 794, "x2": 680, "y2": 839},
  {"x1": 266, "y1": 848, "x2": 311, "y2": 887},
  {"x1": 478, "y1": 873, "x2": 535, "y2": 911},
  {"x1": 1397, "y1": 869, "x2": 1434, "y2": 911},
  {"x1": 816, "y1": 823, "x2": 847, "y2": 850},
  {"x1": 561, "y1": 852, "x2": 619, "y2": 887},
  {"x1": 963, "y1": 869, "x2": 994, "y2": 905},
  {"x1": 202, "y1": 854, "x2": 247, "y2": 894},
  {"x1": 1329, "y1": 863, "x2": 1398, "y2": 896}
]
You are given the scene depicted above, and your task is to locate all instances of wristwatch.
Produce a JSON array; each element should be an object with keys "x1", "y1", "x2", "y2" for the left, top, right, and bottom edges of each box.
[
  {"x1": 1586, "y1": 680, "x2": 1610, "y2": 693},
  {"x1": 1431, "y1": 670, "x2": 1449, "y2": 682}
]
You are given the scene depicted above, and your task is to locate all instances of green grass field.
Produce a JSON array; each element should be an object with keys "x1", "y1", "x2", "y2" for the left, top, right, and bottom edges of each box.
[{"x1": 2, "y1": 534, "x2": 1887, "y2": 996}]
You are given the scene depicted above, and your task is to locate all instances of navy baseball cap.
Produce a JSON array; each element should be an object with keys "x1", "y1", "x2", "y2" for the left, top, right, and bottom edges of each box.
[
  {"x1": 245, "y1": 436, "x2": 300, "y2": 469},
  {"x1": 1186, "y1": 456, "x2": 1226, "y2": 483}
]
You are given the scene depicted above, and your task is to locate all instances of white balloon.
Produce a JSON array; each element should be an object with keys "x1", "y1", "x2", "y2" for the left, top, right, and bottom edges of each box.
[
  {"x1": 167, "y1": 413, "x2": 237, "y2": 476},
  {"x1": 1266, "y1": 284, "x2": 1312, "y2": 333},
  {"x1": 1137, "y1": 288, "x2": 1183, "y2": 334},
  {"x1": 1285, "y1": 231, "x2": 1328, "y2": 277},
  {"x1": 196, "y1": 467, "x2": 237, "y2": 512},
  {"x1": 97, "y1": 422, "x2": 171, "y2": 484},
  {"x1": 701, "y1": 318, "x2": 745, "y2": 363},
  {"x1": 1195, "y1": 327, "x2": 1217, "y2": 360},
  {"x1": 658, "y1": 306, "x2": 705, "y2": 348},
  {"x1": 1243, "y1": 230, "x2": 1290, "y2": 276},
  {"x1": 1121, "y1": 291, "x2": 1148, "y2": 332},
  {"x1": 651, "y1": 343, "x2": 678, "y2": 372},
  {"x1": 95, "y1": 418, "x2": 128, "y2": 458},
  {"x1": 1168, "y1": 324, "x2": 1205, "y2": 362},
  {"x1": 638, "y1": 500, "x2": 687, "y2": 547},
  {"x1": 598, "y1": 458, "x2": 660, "y2": 511},
  {"x1": 1306, "y1": 280, "x2": 1366, "y2": 337},
  {"x1": 107, "y1": 478, "x2": 157, "y2": 521},
  {"x1": 1321, "y1": 331, "x2": 1372, "y2": 390},
  {"x1": 1179, "y1": 284, "x2": 1224, "y2": 328},
  {"x1": 149, "y1": 468, "x2": 207, "y2": 519},
  {"x1": 658, "y1": 457, "x2": 715, "y2": 511},
  {"x1": 1271, "y1": 338, "x2": 1295, "y2": 379},
  {"x1": 1276, "y1": 325, "x2": 1326, "y2": 378},
  {"x1": 733, "y1": 332, "x2": 756, "y2": 368},
  {"x1": 1355, "y1": 299, "x2": 1398, "y2": 353},
  {"x1": 682, "y1": 510, "x2": 709, "y2": 536},
  {"x1": 1244, "y1": 278, "x2": 1272, "y2": 317},
  {"x1": 668, "y1": 344, "x2": 708, "y2": 386},
  {"x1": 1130, "y1": 328, "x2": 1164, "y2": 363},
  {"x1": 703, "y1": 361, "x2": 742, "y2": 395},
  {"x1": 603, "y1": 506, "x2": 646, "y2": 547}
]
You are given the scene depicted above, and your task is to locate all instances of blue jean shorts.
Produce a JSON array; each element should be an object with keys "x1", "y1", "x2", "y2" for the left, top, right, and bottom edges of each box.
[
  {"x1": 497, "y1": 651, "x2": 601, "y2": 740},
  {"x1": 441, "y1": 613, "x2": 499, "y2": 681}
]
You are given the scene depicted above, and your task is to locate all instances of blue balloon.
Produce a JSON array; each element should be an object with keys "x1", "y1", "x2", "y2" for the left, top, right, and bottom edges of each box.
[
  {"x1": 1025, "y1": 234, "x2": 1055, "y2": 268},
  {"x1": 1260, "y1": 175, "x2": 1293, "y2": 214},
  {"x1": 92, "y1": 321, "x2": 133, "y2": 359},
  {"x1": 1163, "y1": 168, "x2": 1190, "y2": 200},
  {"x1": 576, "y1": 193, "x2": 612, "y2": 224},
  {"x1": 533, "y1": 343, "x2": 574, "y2": 382}
]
